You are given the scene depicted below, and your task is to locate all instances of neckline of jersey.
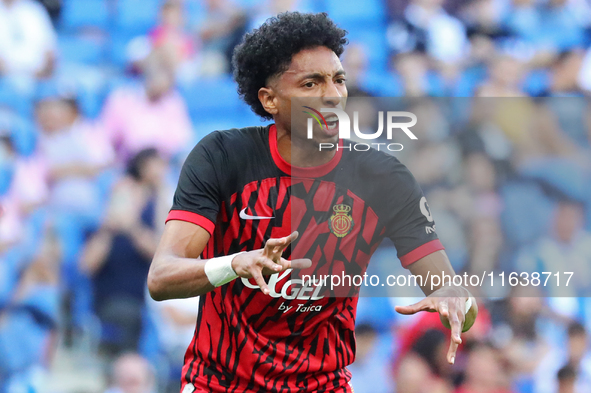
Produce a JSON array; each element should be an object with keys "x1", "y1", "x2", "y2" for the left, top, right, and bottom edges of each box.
[{"x1": 268, "y1": 124, "x2": 342, "y2": 177}]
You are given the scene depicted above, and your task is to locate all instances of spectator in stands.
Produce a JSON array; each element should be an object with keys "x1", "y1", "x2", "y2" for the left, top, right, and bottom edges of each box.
[
  {"x1": 557, "y1": 364, "x2": 577, "y2": 393},
  {"x1": 248, "y1": 0, "x2": 301, "y2": 31},
  {"x1": 476, "y1": 55, "x2": 525, "y2": 97},
  {"x1": 518, "y1": 199, "x2": 591, "y2": 297},
  {"x1": 148, "y1": 296, "x2": 199, "y2": 393},
  {"x1": 0, "y1": 122, "x2": 48, "y2": 251},
  {"x1": 490, "y1": 290, "x2": 550, "y2": 384},
  {"x1": 149, "y1": 0, "x2": 199, "y2": 82},
  {"x1": 0, "y1": 223, "x2": 61, "y2": 393},
  {"x1": 101, "y1": 54, "x2": 192, "y2": 162},
  {"x1": 340, "y1": 43, "x2": 370, "y2": 94},
  {"x1": 80, "y1": 148, "x2": 169, "y2": 356},
  {"x1": 36, "y1": 89, "x2": 114, "y2": 226},
  {"x1": 455, "y1": 342, "x2": 513, "y2": 393},
  {"x1": 456, "y1": 153, "x2": 504, "y2": 276},
  {"x1": 0, "y1": 0, "x2": 56, "y2": 90},
  {"x1": 34, "y1": 0, "x2": 61, "y2": 25},
  {"x1": 548, "y1": 50, "x2": 587, "y2": 96},
  {"x1": 535, "y1": 322, "x2": 591, "y2": 393},
  {"x1": 104, "y1": 353, "x2": 156, "y2": 393},
  {"x1": 505, "y1": 0, "x2": 589, "y2": 54},
  {"x1": 394, "y1": 51, "x2": 445, "y2": 97},
  {"x1": 578, "y1": 48, "x2": 591, "y2": 95},
  {"x1": 199, "y1": 0, "x2": 247, "y2": 74},
  {"x1": 459, "y1": 0, "x2": 509, "y2": 41},
  {"x1": 395, "y1": 329, "x2": 454, "y2": 393},
  {"x1": 387, "y1": 0, "x2": 468, "y2": 81}
]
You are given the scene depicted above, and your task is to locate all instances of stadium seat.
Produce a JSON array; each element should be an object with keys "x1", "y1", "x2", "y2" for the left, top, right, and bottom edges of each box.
[
  {"x1": 181, "y1": 77, "x2": 243, "y2": 120},
  {"x1": 522, "y1": 69, "x2": 550, "y2": 97},
  {"x1": 108, "y1": 33, "x2": 137, "y2": 67},
  {"x1": 298, "y1": 0, "x2": 327, "y2": 13},
  {"x1": 59, "y1": 35, "x2": 107, "y2": 65},
  {"x1": 185, "y1": 0, "x2": 205, "y2": 28},
  {"x1": 0, "y1": 81, "x2": 34, "y2": 117},
  {"x1": 346, "y1": 27, "x2": 390, "y2": 75},
  {"x1": 452, "y1": 66, "x2": 487, "y2": 97},
  {"x1": 0, "y1": 107, "x2": 36, "y2": 154},
  {"x1": 60, "y1": 0, "x2": 110, "y2": 31},
  {"x1": 324, "y1": 0, "x2": 386, "y2": 26},
  {"x1": 113, "y1": 0, "x2": 160, "y2": 36},
  {"x1": 362, "y1": 71, "x2": 403, "y2": 97}
]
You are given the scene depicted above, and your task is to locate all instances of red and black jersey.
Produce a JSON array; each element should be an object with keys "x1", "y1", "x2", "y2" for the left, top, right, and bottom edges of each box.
[{"x1": 167, "y1": 124, "x2": 443, "y2": 393}]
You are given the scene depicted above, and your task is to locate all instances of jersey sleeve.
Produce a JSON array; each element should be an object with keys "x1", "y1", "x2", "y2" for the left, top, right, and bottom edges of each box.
[
  {"x1": 166, "y1": 133, "x2": 223, "y2": 236},
  {"x1": 384, "y1": 162, "x2": 444, "y2": 268}
]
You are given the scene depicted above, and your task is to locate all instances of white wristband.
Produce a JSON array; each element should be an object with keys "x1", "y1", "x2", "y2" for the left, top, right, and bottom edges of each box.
[
  {"x1": 204, "y1": 252, "x2": 244, "y2": 287},
  {"x1": 465, "y1": 297, "x2": 473, "y2": 315}
]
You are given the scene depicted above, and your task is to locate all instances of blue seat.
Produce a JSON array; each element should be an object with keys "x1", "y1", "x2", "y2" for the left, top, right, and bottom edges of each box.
[
  {"x1": 452, "y1": 66, "x2": 487, "y2": 97},
  {"x1": 108, "y1": 33, "x2": 136, "y2": 67},
  {"x1": 182, "y1": 77, "x2": 243, "y2": 119},
  {"x1": 59, "y1": 35, "x2": 106, "y2": 65},
  {"x1": 185, "y1": 0, "x2": 205, "y2": 28},
  {"x1": 72, "y1": 79, "x2": 110, "y2": 119},
  {"x1": 522, "y1": 69, "x2": 549, "y2": 97},
  {"x1": 0, "y1": 80, "x2": 34, "y2": 117},
  {"x1": 346, "y1": 27, "x2": 389, "y2": 75},
  {"x1": 324, "y1": 0, "x2": 386, "y2": 25},
  {"x1": 362, "y1": 71, "x2": 403, "y2": 97},
  {"x1": 60, "y1": 0, "x2": 109, "y2": 31},
  {"x1": 0, "y1": 106, "x2": 36, "y2": 153},
  {"x1": 113, "y1": 0, "x2": 160, "y2": 36}
]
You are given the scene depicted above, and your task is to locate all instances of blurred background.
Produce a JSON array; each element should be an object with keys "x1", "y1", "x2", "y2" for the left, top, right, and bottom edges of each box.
[{"x1": 0, "y1": 0, "x2": 591, "y2": 392}]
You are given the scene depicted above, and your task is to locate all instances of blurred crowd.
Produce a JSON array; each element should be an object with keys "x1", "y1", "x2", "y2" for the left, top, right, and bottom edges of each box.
[{"x1": 0, "y1": 0, "x2": 590, "y2": 392}]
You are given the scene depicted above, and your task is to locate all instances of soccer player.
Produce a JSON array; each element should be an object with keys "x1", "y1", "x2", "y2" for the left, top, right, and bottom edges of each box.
[{"x1": 148, "y1": 12, "x2": 478, "y2": 393}]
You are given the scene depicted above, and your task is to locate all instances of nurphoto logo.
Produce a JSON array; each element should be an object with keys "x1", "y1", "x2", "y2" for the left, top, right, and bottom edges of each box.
[{"x1": 303, "y1": 106, "x2": 418, "y2": 151}]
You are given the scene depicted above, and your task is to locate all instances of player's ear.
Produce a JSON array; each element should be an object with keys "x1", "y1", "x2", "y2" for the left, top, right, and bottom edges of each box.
[{"x1": 258, "y1": 87, "x2": 278, "y2": 116}]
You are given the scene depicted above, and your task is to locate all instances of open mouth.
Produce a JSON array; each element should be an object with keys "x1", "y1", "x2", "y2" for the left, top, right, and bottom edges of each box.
[{"x1": 324, "y1": 116, "x2": 339, "y2": 132}]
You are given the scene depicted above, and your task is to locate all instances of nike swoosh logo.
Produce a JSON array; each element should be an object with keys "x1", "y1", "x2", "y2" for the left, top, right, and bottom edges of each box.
[{"x1": 239, "y1": 207, "x2": 274, "y2": 220}]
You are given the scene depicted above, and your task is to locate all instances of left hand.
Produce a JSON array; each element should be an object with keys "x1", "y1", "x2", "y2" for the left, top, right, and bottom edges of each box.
[{"x1": 395, "y1": 286, "x2": 478, "y2": 365}]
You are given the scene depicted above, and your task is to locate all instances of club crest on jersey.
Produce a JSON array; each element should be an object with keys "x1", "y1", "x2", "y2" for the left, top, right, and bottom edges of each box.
[{"x1": 329, "y1": 204, "x2": 354, "y2": 238}]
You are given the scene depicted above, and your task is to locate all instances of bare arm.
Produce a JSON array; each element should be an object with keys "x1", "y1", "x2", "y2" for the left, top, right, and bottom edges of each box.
[
  {"x1": 395, "y1": 250, "x2": 478, "y2": 364},
  {"x1": 147, "y1": 220, "x2": 212, "y2": 301},
  {"x1": 80, "y1": 228, "x2": 115, "y2": 276},
  {"x1": 405, "y1": 250, "x2": 456, "y2": 295},
  {"x1": 49, "y1": 164, "x2": 106, "y2": 181},
  {"x1": 148, "y1": 220, "x2": 311, "y2": 301}
]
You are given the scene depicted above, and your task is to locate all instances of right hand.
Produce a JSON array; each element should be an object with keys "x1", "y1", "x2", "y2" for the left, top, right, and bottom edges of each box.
[{"x1": 231, "y1": 231, "x2": 312, "y2": 295}]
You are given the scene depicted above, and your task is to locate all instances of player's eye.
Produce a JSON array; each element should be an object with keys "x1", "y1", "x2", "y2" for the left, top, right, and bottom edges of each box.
[
  {"x1": 336, "y1": 78, "x2": 346, "y2": 84},
  {"x1": 304, "y1": 82, "x2": 316, "y2": 88}
]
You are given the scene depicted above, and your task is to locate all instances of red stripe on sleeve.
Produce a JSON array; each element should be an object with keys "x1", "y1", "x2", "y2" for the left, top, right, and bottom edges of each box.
[
  {"x1": 166, "y1": 210, "x2": 215, "y2": 236},
  {"x1": 399, "y1": 239, "x2": 445, "y2": 268}
]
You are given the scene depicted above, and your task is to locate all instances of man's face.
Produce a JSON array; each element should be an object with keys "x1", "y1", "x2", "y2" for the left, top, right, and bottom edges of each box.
[
  {"x1": 554, "y1": 202, "x2": 584, "y2": 243},
  {"x1": 35, "y1": 99, "x2": 76, "y2": 134},
  {"x1": 266, "y1": 46, "x2": 348, "y2": 147}
]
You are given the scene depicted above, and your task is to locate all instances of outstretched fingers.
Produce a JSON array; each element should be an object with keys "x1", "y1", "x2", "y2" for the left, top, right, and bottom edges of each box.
[
  {"x1": 394, "y1": 298, "x2": 436, "y2": 315},
  {"x1": 264, "y1": 231, "x2": 299, "y2": 258},
  {"x1": 446, "y1": 301, "x2": 465, "y2": 364}
]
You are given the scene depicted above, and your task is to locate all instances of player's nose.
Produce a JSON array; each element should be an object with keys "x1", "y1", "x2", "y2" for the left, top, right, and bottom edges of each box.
[{"x1": 322, "y1": 81, "x2": 343, "y2": 107}]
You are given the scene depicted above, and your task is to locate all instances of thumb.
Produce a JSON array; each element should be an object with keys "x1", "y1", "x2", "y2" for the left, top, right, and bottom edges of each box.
[{"x1": 395, "y1": 299, "x2": 433, "y2": 315}]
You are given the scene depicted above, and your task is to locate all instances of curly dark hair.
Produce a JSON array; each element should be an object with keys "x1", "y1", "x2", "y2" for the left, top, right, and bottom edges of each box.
[{"x1": 232, "y1": 12, "x2": 348, "y2": 120}]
